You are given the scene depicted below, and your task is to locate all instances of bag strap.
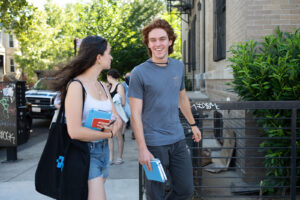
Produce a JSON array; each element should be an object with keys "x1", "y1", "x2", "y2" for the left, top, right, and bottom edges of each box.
[
  {"x1": 56, "y1": 79, "x2": 86, "y2": 124},
  {"x1": 99, "y1": 81, "x2": 109, "y2": 98},
  {"x1": 72, "y1": 79, "x2": 86, "y2": 107}
]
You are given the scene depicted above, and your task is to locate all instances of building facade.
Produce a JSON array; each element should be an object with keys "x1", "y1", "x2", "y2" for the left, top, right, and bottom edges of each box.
[
  {"x1": 171, "y1": 0, "x2": 300, "y2": 101},
  {"x1": 167, "y1": 0, "x2": 300, "y2": 184},
  {"x1": 0, "y1": 29, "x2": 18, "y2": 77}
]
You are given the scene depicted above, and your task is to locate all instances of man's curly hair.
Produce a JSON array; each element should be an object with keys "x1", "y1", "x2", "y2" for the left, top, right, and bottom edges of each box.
[{"x1": 142, "y1": 19, "x2": 177, "y2": 57}]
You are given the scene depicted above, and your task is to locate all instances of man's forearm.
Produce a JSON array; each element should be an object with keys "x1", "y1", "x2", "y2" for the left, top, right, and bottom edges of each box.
[
  {"x1": 179, "y1": 93, "x2": 196, "y2": 125},
  {"x1": 131, "y1": 115, "x2": 147, "y2": 151}
]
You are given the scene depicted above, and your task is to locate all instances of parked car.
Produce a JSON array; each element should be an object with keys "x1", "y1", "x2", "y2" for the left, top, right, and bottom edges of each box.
[{"x1": 25, "y1": 78, "x2": 58, "y2": 118}]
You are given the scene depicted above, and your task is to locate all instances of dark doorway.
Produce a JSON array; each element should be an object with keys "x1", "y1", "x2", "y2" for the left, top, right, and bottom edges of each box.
[{"x1": 0, "y1": 55, "x2": 4, "y2": 75}]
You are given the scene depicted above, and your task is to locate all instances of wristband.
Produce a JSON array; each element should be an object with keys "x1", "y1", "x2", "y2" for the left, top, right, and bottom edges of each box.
[{"x1": 189, "y1": 123, "x2": 197, "y2": 127}]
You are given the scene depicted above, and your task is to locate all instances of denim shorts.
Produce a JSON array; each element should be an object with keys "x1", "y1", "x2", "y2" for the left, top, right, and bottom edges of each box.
[{"x1": 88, "y1": 140, "x2": 109, "y2": 180}]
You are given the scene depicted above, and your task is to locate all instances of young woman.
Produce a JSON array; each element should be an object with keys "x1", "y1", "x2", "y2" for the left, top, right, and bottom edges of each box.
[
  {"x1": 107, "y1": 69, "x2": 128, "y2": 165},
  {"x1": 53, "y1": 35, "x2": 121, "y2": 200}
]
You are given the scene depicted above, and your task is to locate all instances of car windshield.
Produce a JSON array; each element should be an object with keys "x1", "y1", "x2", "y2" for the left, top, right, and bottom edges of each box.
[{"x1": 33, "y1": 79, "x2": 53, "y2": 90}]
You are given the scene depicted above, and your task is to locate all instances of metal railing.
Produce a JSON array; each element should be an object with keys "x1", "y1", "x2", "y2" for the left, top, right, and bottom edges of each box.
[{"x1": 139, "y1": 101, "x2": 300, "y2": 200}]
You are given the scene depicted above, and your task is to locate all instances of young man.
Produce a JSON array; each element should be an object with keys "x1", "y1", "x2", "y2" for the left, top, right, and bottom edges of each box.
[{"x1": 128, "y1": 19, "x2": 201, "y2": 200}]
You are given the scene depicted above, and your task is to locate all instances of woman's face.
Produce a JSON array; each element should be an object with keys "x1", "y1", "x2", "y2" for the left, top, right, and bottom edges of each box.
[
  {"x1": 99, "y1": 44, "x2": 113, "y2": 69},
  {"x1": 107, "y1": 75, "x2": 112, "y2": 83}
]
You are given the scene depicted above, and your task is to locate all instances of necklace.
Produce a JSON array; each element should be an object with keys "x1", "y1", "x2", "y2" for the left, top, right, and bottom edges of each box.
[
  {"x1": 83, "y1": 80, "x2": 102, "y2": 96},
  {"x1": 147, "y1": 59, "x2": 169, "y2": 65},
  {"x1": 94, "y1": 82, "x2": 102, "y2": 96}
]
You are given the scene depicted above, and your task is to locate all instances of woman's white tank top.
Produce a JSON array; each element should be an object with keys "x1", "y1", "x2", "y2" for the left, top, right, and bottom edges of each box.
[{"x1": 81, "y1": 82, "x2": 112, "y2": 124}]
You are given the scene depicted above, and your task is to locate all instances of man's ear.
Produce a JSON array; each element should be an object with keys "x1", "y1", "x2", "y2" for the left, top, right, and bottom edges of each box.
[{"x1": 168, "y1": 40, "x2": 173, "y2": 46}]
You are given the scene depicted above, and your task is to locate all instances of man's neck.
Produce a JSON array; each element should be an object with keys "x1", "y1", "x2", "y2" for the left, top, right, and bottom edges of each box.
[{"x1": 151, "y1": 57, "x2": 169, "y2": 67}]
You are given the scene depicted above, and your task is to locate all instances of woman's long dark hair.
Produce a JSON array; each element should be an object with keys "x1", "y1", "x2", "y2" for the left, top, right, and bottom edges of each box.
[{"x1": 52, "y1": 35, "x2": 108, "y2": 101}]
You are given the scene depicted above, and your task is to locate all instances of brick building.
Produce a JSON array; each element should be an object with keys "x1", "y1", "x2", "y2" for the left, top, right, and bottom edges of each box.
[{"x1": 173, "y1": 0, "x2": 300, "y2": 100}]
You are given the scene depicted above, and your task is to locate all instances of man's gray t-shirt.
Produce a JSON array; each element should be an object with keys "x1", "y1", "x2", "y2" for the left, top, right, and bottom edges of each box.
[{"x1": 128, "y1": 58, "x2": 185, "y2": 146}]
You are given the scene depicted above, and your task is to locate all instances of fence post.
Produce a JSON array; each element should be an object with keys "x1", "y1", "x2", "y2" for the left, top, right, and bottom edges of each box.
[
  {"x1": 6, "y1": 147, "x2": 17, "y2": 161},
  {"x1": 194, "y1": 110, "x2": 203, "y2": 197},
  {"x1": 139, "y1": 164, "x2": 143, "y2": 200},
  {"x1": 290, "y1": 108, "x2": 297, "y2": 200}
]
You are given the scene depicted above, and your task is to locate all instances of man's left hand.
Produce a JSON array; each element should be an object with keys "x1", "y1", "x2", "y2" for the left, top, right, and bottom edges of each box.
[{"x1": 191, "y1": 126, "x2": 201, "y2": 142}]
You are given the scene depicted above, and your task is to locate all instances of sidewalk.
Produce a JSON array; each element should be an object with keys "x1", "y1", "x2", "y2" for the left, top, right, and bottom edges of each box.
[{"x1": 0, "y1": 119, "x2": 139, "y2": 200}]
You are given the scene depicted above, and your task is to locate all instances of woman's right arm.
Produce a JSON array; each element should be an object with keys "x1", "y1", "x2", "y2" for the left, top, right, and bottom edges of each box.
[
  {"x1": 101, "y1": 81, "x2": 122, "y2": 134},
  {"x1": 117, "y1": 83, "x2": 126, "y2": 106},
  {"x1": 65, "y1": 81, "x2": 112, "y2": 141}
]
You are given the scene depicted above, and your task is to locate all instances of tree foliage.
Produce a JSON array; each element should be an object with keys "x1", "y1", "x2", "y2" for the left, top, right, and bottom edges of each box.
[
  {"x1": 11, "y1": 0, "x2": 182, "y2": 82},
  {"x1": 0, "y1": 0, "x2": 35, "y2": 34},
  {"x1": 15, "y1": 1, "x2": 76, "y2": 79},
  {"x1": 78, "y1": 0, "x2": 165, "y2": 79},
  {"x1": 14, "y1": 0, "x2": 168, "y2": 82}
]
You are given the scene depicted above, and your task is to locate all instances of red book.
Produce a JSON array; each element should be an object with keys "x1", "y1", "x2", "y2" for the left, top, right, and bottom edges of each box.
[{"x1": 91, "y1": 118, "x2": 110, "y2": 128}]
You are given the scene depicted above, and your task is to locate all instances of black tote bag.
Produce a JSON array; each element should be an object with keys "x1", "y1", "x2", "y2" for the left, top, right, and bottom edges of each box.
[{"x1": 35, "y1": 80, "x2": 89, "y2": 200}]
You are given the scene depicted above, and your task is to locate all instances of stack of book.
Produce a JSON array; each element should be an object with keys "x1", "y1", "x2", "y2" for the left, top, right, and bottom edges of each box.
[
  {"x1": 84, "y1": 109, "x2": 112, "y2": 131},
  {"x1": 143, "y1": 158, "x2": 167, "y2": 183}
]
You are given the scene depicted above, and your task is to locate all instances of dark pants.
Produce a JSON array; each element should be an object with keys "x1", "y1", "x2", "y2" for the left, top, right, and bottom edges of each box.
[{"x1": 146, "y1": 139, "x2": 194, "y2": 200}]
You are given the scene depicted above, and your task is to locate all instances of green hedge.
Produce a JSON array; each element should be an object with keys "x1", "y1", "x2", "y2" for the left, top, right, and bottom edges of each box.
[{"x1": 228, "y1": 27, "x2": 300, "y2": 194}]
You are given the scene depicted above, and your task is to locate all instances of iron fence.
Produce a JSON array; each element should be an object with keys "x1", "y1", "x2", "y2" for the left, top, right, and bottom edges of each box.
[{"x1": 139, "y1": 101, "x2": 300, "y2": 200}]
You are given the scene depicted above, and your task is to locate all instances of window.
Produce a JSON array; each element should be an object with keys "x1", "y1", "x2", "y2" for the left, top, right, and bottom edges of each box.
[
  {"x1": 191, "y1": 15, "x2": 196, "y2": 71},
  {"x1": 188, "y1": 15, "x2": 197, "y2": 72},
  {"x1": 0, "y1": 55, "x2": 3, "y2": 75},
  {"x1": 188, "y1": 29, "x2": 191, "y2": 72},
  {"x1": 10, "y1": 59, "x2": 15, "y2": 72},
  {"x1": 9, "y1": 34, "x2": 14, "y2": 47},
  {"x1": 213, "y1": 0, "x2": 226, "y2": 61}
]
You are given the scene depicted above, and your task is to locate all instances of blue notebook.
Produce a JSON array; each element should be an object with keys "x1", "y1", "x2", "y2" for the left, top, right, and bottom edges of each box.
[
  {"x1": 143, "y1": 159, "x2": 167, "y2": 183},
  {"x1": 84, "y1": 109, "x2": 112, "y2": 131}
]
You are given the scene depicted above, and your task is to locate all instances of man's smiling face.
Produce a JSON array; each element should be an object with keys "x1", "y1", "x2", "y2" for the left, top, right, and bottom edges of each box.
[{"x1": 147, "y1": 28, "x2": 172, "y2": 62}]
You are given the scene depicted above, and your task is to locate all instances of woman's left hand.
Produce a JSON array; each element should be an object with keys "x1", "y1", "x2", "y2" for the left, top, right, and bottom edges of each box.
[
  {"x1": 96, "y1": 121, "x2": 109, "y2": 130},
  {"x1": 102, "y1": 126, "x2": 113, "y2": 133}
]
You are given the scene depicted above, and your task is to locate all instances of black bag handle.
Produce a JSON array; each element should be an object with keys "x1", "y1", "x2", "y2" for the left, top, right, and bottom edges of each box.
[{"x1": 56, "y1": 79, "x2": 86, "y2": 125}]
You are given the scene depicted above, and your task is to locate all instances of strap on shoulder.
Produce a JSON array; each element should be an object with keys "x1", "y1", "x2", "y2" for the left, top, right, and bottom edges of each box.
[
  {"x1": 99, "y1": 82, "x2": 108, "y2": 98},
  {"x1": 56, "y1": 79, "x2": 86, "y2": 124},
  {"x1": 71, "y1": 79, "x2": 86, "y2": 106},
  {"x1": 113, "y1": 83, "x2": 121, "y2": 93}
]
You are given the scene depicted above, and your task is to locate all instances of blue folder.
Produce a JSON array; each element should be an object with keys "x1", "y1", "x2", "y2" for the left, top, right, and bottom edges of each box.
[
  {"x1": 143, "y1": 159, "x2": 167, "y2": 183},
  {"x1": 84, "y1": 109, "x2": 112, "y2": 131}
]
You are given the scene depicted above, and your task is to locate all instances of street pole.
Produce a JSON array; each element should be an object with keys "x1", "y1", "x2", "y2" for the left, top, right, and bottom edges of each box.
[{"x1": 74, "y1": 38, "x2": 77, "y2": 56}]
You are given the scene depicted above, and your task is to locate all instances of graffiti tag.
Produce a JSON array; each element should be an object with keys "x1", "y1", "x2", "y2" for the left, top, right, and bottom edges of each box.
[
  {"x1": 0, "y1": 97, "x2": 9, "y2": 119},
  {"x1": 0, "y1": 130, "x2": 16, "y2": 145},
  {"x1": 192, "y1": 102, "x2": 220, "y2": 110},
  {"x1": 3, "y1": 86, "x2": 15, "y2": 103}
]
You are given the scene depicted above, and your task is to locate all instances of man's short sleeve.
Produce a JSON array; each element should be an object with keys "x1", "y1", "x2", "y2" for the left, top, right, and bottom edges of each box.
[{"x1": 128, "y1": 69, "x2": 143, "y2": 99}]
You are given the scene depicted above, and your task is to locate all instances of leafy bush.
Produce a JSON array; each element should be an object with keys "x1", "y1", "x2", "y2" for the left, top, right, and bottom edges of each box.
[{"x1": 228, "y1": 27, "x2": 300, "y2": 194}]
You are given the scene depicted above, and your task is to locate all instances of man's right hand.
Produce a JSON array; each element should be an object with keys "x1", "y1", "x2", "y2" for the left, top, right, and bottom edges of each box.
[{"x1": 139, "y1": 148, "x2": 154, "y2": 171}]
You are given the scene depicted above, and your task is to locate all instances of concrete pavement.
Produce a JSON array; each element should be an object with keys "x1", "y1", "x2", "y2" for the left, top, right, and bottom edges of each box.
[{"x1": 0, "y1": 119, "x2": 140, "y2": 200}]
